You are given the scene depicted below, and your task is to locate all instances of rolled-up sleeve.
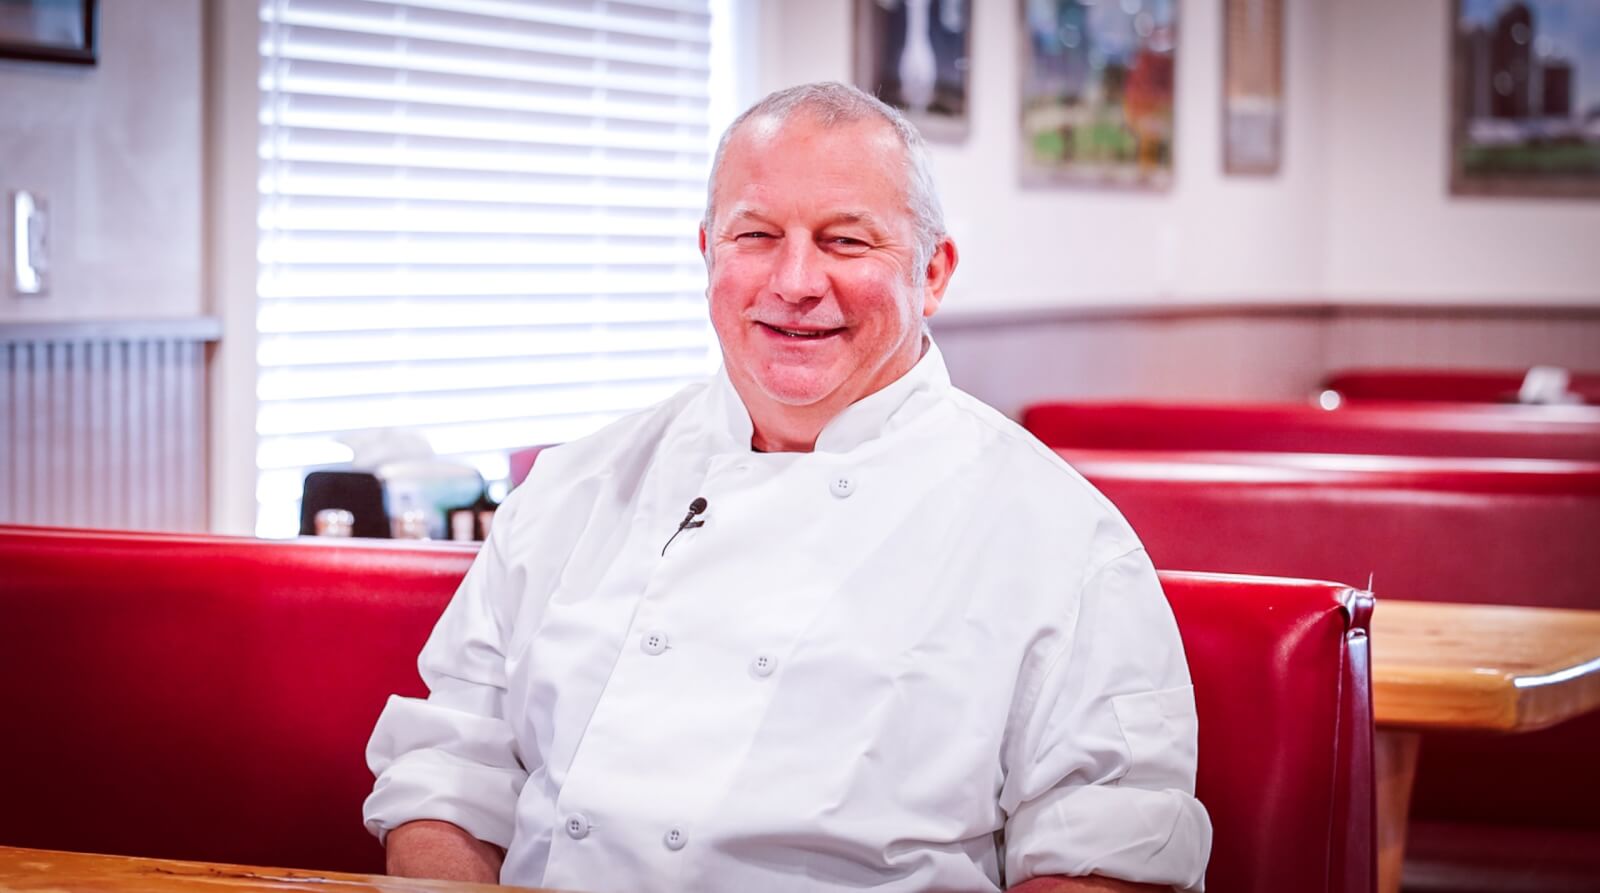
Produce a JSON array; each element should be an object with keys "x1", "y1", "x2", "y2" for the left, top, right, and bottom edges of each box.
[
  {"x1": 362, "y1": 496, "x2": 529, "y2": 849},
  {"x1": 1000, "y1": 548, "x2": 1212, "y2": 892}
]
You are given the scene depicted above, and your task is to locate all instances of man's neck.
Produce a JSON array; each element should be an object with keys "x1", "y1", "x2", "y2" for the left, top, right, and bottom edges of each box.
[{"x1": 747, "y1": 406, "x2": 832, "y2": 453}]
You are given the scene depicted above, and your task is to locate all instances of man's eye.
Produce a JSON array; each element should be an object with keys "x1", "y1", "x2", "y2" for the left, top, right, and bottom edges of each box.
[
  {"x1": 830, "y1": 237, "x2": 870, "y2": 251},
  {"x1": 736, "y1": 231, "x2": 773, "y2": 240}
]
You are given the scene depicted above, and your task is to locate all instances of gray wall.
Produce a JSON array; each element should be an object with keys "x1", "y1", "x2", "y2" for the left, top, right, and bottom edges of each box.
[{"x1": 0, "y1": 0, "x2": 203, "y2": 324}]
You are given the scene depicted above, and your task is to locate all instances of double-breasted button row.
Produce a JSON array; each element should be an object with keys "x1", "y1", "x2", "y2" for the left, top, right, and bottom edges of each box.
[
  {"x1": 564, "y1": 812, "x2": 686, "y2": 852},
  {"x1": 641, "y1": 632, "x2": 776, "y2": 681}
]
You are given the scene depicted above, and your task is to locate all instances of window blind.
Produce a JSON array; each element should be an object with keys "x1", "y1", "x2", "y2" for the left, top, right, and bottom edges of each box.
[{"x1": 255, "y1": 0, "x2": 720, "y2": 537}]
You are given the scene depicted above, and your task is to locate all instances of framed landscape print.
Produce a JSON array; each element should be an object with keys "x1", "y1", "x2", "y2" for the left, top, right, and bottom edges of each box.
[
  {"x1": 1223, "y1": 0, "x2": 1283, "y2": 175},
  {"x1": 854, "y1": 0, "x2": 972, "y2": 142},
  {"x1": 1019, "y1": 0, "x2": 1178, "y2": 189},
  {"x1": 1451, "y1": 0, "x2": 1600, "y2": 198},
  {"x1": 0, "y1": 0, "x2": 97, "y2": 65}
]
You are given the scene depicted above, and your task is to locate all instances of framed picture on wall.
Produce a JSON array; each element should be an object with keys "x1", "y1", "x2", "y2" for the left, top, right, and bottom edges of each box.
[
  {"x1": 854, "y1": 0, "x2": 972, "y2": 142},
  {"x1": 1451, "y1": 0, "x2": 1600, "y2": 198},
  {"x1": 0, "y1": 0, "x2": 97, "y2": 65},
  {"x1": 1223, "y1": 0, "x2": 1284, "y2": 175},
  {"x1": 1019, "y1": 0, "x2": 1178, "y2": 189}
]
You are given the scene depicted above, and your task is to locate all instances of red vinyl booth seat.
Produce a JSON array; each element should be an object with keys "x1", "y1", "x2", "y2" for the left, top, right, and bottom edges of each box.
[
  {"x1": 1020, "y1": 400, "x2": 1600, "y2": 462},
  {"x1": 1323, "y1": 368, "x2": 1600, "y2": 406},
  {"x1": 0, "y1": 526, "x2": 1374, "y2": 893},
  {"x1": 1058, "y1": 449, "x2": 1600, "y2": 889}
]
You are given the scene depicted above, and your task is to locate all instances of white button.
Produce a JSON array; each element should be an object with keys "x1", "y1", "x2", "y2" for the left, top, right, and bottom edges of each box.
[
  {"x1": 663, "y1": 827, "x2": 687, "y2": 851},
  {"x1": 641, "y1": 631, "x2": 668, "y2": 655},
  {"x1": 829, "y1": 475, "x2": 855, "y2": 498},
  {"x1": 565, "y1": 813, "x2": 590, "y2": 840},
  {"x1": 750, "y1": 654, "x2": 777, "y2": 678}
]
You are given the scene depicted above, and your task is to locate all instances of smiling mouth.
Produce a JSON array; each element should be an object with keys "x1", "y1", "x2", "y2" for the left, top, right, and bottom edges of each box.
[{"x1": 759, "y1": 322, "x2": 845, "y2": 339}]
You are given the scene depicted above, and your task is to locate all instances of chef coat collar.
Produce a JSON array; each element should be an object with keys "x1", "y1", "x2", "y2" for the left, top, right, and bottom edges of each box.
[{"x1": 709, "y1": 338, "x2": 952, "y2": 455}]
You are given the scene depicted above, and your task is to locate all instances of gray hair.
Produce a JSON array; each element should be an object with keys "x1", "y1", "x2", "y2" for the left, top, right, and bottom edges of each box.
[{"x1": 701, "y1": 82, "x2": 947, "y2": 283}]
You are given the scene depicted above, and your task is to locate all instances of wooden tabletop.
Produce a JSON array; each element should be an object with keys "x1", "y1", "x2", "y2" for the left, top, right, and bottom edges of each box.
[
  {"x1": 1371, "y1": 599, "x2": 1600, "y2": 733},
  {"x1": 0, "y1": 846, "x2": 563, "y2": 893}
]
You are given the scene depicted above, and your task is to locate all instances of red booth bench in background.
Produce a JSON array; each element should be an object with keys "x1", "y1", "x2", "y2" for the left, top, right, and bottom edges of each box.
[
  {"x1": 0, "y1": 525, "x2": 1374, "y2": 893},
  {"x1": 1059, "y1": 450, "x2": 1600, "y2": 893},
  {"x1": 1020, "y1": 400, "x2": 1600, "y2": 462},
  {"x1": 1322, "y1": 368, "x2": 1600, "y2": 406}
]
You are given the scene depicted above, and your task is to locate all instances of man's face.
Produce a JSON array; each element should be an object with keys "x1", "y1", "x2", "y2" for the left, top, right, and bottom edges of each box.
[{"x1": 700, "y1": 114, "x2": 951, "y2": 424}]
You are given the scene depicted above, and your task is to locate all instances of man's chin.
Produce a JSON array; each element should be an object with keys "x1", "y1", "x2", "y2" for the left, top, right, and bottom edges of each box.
[{"x1": 748, "y1": 368, "x2": 843, "y2": 410}]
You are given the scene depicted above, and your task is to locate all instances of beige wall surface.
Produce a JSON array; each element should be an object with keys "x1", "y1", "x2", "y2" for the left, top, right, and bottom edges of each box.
[
  {"x1": 756, "y1": 0, "x2": 1599, "y2": 310},
  {"x1": 1322, "y1": 0, "x2": 1600, "y2": 304},
  {"x1": 0, "y1": 0, "x2": 203, "y2": 323}
]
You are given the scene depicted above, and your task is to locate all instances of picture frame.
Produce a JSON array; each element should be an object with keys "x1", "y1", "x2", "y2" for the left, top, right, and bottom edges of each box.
[
  {"x1": 0, "y1": 0, "x2": 97, "y2": 66},
  {"x1": 1019, "y1": 0, "x2": 1178, "y2": 189},
  {"x1": 854, "y1": 0, "x2": 972, "y2": 142},
  {"x1": 1222, "y1": 0, "x2": 1284, "y2": 175},
  {"x1": 1450, "y1": 0, "x2": 1600, "y2": 198}
]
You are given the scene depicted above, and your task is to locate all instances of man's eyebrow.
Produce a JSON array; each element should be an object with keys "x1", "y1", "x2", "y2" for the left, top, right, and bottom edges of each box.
[
  {"x1": 722, "y1": 204, "x2": 768, "y2": 224},
  {"x1": 821, "y1": 211, "x2": 889, "y2": 233},
  {"x1": 719, "y1": 206, "x2": 889, "y2": 235}
]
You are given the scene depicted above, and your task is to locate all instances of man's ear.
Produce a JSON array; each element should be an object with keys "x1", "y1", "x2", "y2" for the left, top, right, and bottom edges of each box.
[
  {"x1": 698, "y1": 222, "x2": 709, "y2": 263},
  {"x1": 920, "y1": 237, "x2": 959, "y2": 318}
]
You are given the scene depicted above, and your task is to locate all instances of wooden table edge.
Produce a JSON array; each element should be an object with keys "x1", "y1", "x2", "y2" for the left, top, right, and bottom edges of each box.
[{"x1": 0, "y1": 846, "x2": 568, "y2": 893}]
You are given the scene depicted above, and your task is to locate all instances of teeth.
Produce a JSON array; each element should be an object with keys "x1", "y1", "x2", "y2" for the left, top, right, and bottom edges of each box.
[{"x1": 769, "y1": 325, "x2": 833, "y2": 338}]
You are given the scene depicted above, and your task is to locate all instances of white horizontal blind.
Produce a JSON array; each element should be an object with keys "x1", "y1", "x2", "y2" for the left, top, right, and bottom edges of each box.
[{"x1": 256, "y1": 0, "x2": 720, "y2": 537}]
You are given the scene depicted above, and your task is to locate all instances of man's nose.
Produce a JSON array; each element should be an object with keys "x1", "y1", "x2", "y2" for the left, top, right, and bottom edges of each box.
[{"x1": 768, "y1": 237, "x2": 827, "y2": 304}]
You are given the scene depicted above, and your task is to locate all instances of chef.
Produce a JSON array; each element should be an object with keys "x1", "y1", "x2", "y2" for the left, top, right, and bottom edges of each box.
[{"x1": 364, "y1": 82, "x2": 1211, "y2": 893}]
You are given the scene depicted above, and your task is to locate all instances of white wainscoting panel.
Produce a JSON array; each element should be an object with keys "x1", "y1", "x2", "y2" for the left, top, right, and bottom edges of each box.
[
  {"x1": 1, "y1": 321, "x2": 217, "y2": 531},
  {"x1": 934, "y1": 304, "x2": 1600, "y2": 418}
]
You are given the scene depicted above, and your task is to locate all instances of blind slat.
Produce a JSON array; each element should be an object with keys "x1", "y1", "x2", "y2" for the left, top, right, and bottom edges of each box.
[
  {"x1": 264, "y1": 8, "x2": 712, "y2": 70},
  {"x1": 269, "y1": 0, "x2": 712, "y2": 45},
  {"x1": 264, "y1": 42, "x2": 711, "y2": 98},
  {"x1": 260, "y1": 208, "x2": 697, "y2": 237},
  {"x1": 259, "y1": 109, "x2": 710, "y2": 152},
  {"x1": 258, "y1": 297, "x2": 709, "y2": 332},
  {"x1": 256, "y1": 272, "x2": 708, "y2": 299},
  {"x1": 261, "y1": 174, "x2": 705, "y2": 208},
  {"x1": 258, "y1": 380, "x2": 690, "y2": 436},
  {"x1": 262, "y1": 74, "x2": 710, "y2": 125},
  {"x1": 262, "y1": 142, "x2": 709, "y2": 182},
  {"x1": 259, "y1": 352, "x2": 711, "y2": 401}
]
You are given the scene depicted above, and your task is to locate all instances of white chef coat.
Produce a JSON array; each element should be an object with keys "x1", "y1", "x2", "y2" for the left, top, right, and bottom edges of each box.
[{"x1": 364, "y1": 342, "x2": 1211, "y2": 892}]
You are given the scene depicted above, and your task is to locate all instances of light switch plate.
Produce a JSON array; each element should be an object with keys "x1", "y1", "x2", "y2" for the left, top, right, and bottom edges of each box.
[{"x1": 12, "y1": 190, "x2": 49, "y2": 296}]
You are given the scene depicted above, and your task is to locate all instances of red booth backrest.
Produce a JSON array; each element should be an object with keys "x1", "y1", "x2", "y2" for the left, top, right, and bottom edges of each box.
[
  {"x1": 1060, "y1": 450, "x2": 1600, "y2": 611},
  {"x1": 1323, "y1": 368, "x2": 1600, "y2": 406},
  {"x1": 0, "y1": 527, "x2": 1373, "y2": 893},
  {"x1": 1058, "y1": 450, "x2": 1600, "y2": 842},
  {"x1": 1164, "y1": 573, "x2": 1373, "y2": 893},
  {"x1": 1021, "y1": 401, "x2": 1600, "y2": 462},
  {"x1": 0, "y1": 528, "x2": 475, "y2": 875}
]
